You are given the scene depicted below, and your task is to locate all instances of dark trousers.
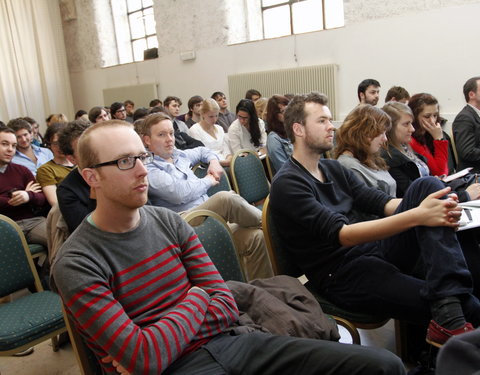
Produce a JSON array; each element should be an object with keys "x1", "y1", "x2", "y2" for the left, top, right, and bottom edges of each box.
[
  {"x1": 164, "y1": 332, "x2": 406, "y2": 375},
  {"x1": 323, "y1": 177, "x2": 480, "y2": 326}
]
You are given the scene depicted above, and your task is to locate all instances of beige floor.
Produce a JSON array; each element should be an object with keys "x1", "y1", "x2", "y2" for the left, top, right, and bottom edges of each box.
[
  {"x1": 0, "y1": 340, "x2": 80, "y2": 375},
  {"x1": 0, "y1": 320, "x2": 399, "y2": 375}
]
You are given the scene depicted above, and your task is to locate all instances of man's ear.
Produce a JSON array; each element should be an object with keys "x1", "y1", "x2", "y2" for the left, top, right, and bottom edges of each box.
[
  {"x1": 359, "y1": 92, "x2": 365, "y2": 102},
  {"x1": 143, "y1": 135, "x2": 151, "y2": 148},
  {"x1": 80, "y1": 168, "x2": 99, "y2": 188},
  {"x1": 292, "y1": 122, "x2": 304, "y2": 138}
]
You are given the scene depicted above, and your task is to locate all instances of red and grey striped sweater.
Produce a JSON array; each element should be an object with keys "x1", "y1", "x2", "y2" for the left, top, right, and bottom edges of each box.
[{"x1": 52, "y1": 205, "x2": 239, "y2": 374}]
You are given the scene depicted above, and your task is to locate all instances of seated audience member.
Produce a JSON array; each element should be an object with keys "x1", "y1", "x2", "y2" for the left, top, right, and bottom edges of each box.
[
  {"x1": 184, "y1": 95, "x2": 203, "y2": 127},
  {"x1": 453, "y1": 77, "x2": 480, "y2": 173},
  {"x1": 270, "y1": 92, "x2": 480, "y2": 349},
  {"x1": 149, "y1": 98, "x2": 162, "y2": 108},
  {"x1": 266, "y1": 95, "x2": 292, "y2": 175},
  {"x1": 133, "y1": 107, "x2": 149, "y2": 122},
  {"x1": 254, "y1": 97, "x2": 268, "y2": 121},
  {"x1": 381, "y1": 102, "x2": 480, "y2": 201},
  {"x1": 385, "y1": 86, "x2": 410, "y2": 104},
  {"x1": 124, "y1": 99, "x2": 134, "y2": 123},
  {"x1": 0, "y1": 127, "x2": 47, "y2": 246},
  {"x1": 75, "y1": 110, "x2": 87, "y2": 120},
  {"x1": 164, "y1": 96, "x2": 204, "y2": 150},
  {"x1": 56, "y1": 120, "x2": 94, "y2": 233},
  {"x1": 358, "y1": 78, "x2": 381, "y2": 106},
  {"x1": 335, "y1": 105, "x2": 396, "y2": 196},
  {"x1": 52, "y1": 120, "x2": 404, "y2": 375},
  {"x1": 23, "y1": 116, "x2": 43, "y2": 146},
  {"x1": 9, "y1": 118, "x2": 53, "y2": 176},
  {"x1": 228, "y1": 99, "x2": 267, "y2": 154},
  {"x1": 408, "y1": 93, "x2": 449, "y2": 176},
  {"x1": 144, "y1": 113, "x2": 273, "y2": 280},
  {"x1": 110, "y1": 102, "x2": 128, "y2": 122},
  {"x1": 49, "y1": 113, "x2": 68, "y2": 124},
  {"x1": 211, "y1": 91, "x2": 236, "y2": 132},
  {"x1": 188, "y1": 98, "x2": 232, "y2": 166},
  {"x1": 245, "y1": 88, "x2": 262, "y2": 102},
  {"x1": 36, "y1": 123, "x2": 75, "y2": 206},
  {"x1": 88, "y1": 106, "x2": 109, "y2": 124}
]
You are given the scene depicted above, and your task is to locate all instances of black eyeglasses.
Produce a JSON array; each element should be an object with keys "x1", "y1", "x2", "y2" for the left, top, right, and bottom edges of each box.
[{"x1": 89, "y1": 151, "x2": 154, "y2": 170}]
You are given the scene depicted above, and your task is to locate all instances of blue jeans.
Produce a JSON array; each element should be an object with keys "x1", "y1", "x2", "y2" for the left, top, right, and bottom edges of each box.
[{"x1": 323, "y1": 177, "x2": 480, "y2": 326}]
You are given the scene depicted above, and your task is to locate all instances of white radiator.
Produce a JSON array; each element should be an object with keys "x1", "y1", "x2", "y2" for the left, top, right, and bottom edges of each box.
[{"x1": 228, "y1": 64, "x2": 338, "y2": 118}]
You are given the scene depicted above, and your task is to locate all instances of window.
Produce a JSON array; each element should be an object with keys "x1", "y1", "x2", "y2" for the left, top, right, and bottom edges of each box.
[
  {"x1": 261, "y1": 0, "x2": 344, "y2": 39},
  {"x1": 111, "y1": 0, "x2": 158, "y2": 64}
]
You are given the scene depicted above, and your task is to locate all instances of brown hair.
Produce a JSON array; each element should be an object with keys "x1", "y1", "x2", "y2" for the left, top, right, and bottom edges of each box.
[
  {"x1": 382, "y1": 101, "x2": 414, "y2": 151},
  {"x1": 284, "y1": 92, "x2": 328, "y2": 144},
  {"x1": 77, "y1": 120, "x2": 130, "y2": 170},
  {"x1": 141, "y1": 112, "x2": 172, "y2": 136},
  {"x1": 335, "y1": 105, "x2": 391, "y2": 170},
  {"x1": 266, "y1": 95, "x2": 290, "y2": 138},
  {"x1": 408, "y1": 93, "x2": 439, "y2": 155}
]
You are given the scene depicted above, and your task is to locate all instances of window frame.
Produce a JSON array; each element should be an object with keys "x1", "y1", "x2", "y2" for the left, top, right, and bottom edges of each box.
[
  {"x1": 261, "y1": 0, "x2": 330, "y2": 39},
  {"x1": 125, "y1": 1, "x2": 157, "y2": 62}
]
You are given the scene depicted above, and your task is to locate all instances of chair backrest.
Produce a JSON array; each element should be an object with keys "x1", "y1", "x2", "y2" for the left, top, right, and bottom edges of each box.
[
  {"x1": 183, "y1": 210, "x2": 246, "y2": 282},
  {"x1": 62, "y1": 305, "x2": 102, "y2": 375},
  {"x1": 265, "y1": 154, "x2": 274, "y2": 181},
  {"x1": 230, "y1": 149, "x2": 270, "y2": 205},
  {"x1": 192, "y1": 164, "x2": 232, "y2": 197},
  {"x1": 0, "y1": 215, "x2": 42, "y2": 296},
  {"x1": 261, "y1": 196, "x2": 304, "y2": 277}
]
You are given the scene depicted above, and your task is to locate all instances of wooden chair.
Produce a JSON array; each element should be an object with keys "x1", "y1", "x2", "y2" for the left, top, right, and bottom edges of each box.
[
  {"x1": 261, "y1": 197, "x2": 403, "y2": 349},
  {"x1": 183, "y1": 209, "x2": 246, "y2": 282},
  {"x1": 0, "y1": 215, "x2": 66, "y2": 356},
  {"x1": 230, "y1": 149, "x2": 270, "y2": 209},
  {"x1": 62, "y1": 305, "x2": 102, "y2": 375}
]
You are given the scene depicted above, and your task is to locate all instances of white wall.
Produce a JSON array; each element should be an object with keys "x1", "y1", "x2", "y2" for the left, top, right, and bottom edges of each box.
[{"x1": 67, "y1": 1, "x2": 480, "y2": 128}]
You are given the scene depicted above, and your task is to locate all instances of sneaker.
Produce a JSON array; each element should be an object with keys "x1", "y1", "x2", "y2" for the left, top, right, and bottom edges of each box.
[{"x1": 426, "y1": 319, "x2": 474, "y2": 348}]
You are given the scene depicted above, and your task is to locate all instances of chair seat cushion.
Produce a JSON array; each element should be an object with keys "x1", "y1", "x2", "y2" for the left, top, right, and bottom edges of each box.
[
  {"x1": 28, "y1": 243, "x2": 46, "y2": 256},
  {"x1": 0, "y1": 291, "x2": 65, "y2": 351}
]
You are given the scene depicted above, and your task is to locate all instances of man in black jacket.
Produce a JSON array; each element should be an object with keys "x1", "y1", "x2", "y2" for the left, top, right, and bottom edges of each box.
[{"x1": 453, "y1": 76, "x2": 480, "y2": 173}]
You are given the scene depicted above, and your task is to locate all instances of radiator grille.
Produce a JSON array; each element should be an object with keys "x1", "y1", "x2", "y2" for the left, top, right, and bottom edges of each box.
[{"x1": 228, "y1": 64, "x2": 338, "y2": 118}]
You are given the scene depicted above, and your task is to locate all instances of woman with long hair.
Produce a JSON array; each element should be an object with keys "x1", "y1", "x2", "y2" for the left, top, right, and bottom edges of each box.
[
  {"x1": 266, "y1": 95, "x2": 292, "y2": 175},
  {"x1": 188, "y1": 98, "x2": 232, "y2": 166},
  {"x1": 228, "y1": 99, "x2": 267, "y2": 154},
  {"x1": 335, "y1": 105, "x2": 396, "y2": 196},
  {"x1": 408, "y1": 93, "x2": 449, "y2": 176},
  {"x1": 381, "y1": 101, "x2": 480, "y2": 201}
]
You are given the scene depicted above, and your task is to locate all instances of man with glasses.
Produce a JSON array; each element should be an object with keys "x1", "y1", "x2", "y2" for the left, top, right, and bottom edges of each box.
[
  {"x1": 110, "y1": 102, "x2": 129, "y2": 122},
  {"x1": 52, "y1": 120, "x2": 405, "y2": 375}
]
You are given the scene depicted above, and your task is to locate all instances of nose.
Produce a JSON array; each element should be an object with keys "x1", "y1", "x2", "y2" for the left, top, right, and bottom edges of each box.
[
  {"x1": 134, "y1": 158, "x2": 148, "y2": 175},
  {"x1": 409, "y1": 124, "x2": 415, "y2": 132}
]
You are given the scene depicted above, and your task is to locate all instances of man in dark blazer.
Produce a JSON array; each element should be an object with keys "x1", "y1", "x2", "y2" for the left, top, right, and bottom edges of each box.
[{"x1": 453, "y1": 76, "x2": 480, "y2": 173}]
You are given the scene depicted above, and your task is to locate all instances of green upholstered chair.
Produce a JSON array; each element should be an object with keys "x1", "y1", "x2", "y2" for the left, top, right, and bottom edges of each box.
[
  {"x1": 192, "y1": 164, "x2": 232, "y2": 197},
  {"x1": 230, "y1": 150, "x2": 270, "y2": 210},
  {"x1": 261, "y1": 196, "x2": 395, "y2": 346},
  {"x1": 183, "y1": 210, "x2": 246, "y2": 282},
  {"x1": 0, "y1": 214, "x2": 66, "y2": 356},
  {"x1": 28, "y1": 243, "x2": 46, "y2": 259},
  {"x1": 62, "y1": 305, "x2": 102, "y2": 375}
]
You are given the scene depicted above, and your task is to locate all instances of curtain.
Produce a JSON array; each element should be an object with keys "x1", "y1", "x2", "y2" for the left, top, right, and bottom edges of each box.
[{"x1": 0, "y1": 0, "x2": 74, "y2": 127}]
